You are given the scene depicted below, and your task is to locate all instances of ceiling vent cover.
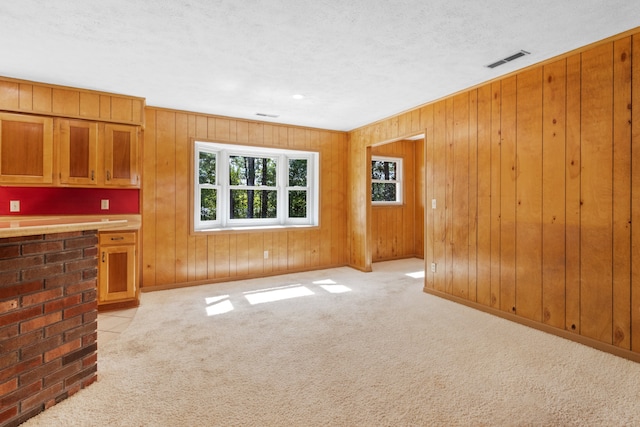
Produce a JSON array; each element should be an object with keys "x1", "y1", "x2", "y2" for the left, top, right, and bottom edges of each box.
[
  {"x1": 486, "y1": 50, "x2": 530, "y2": 69},
  {"x1": 256, "y1": 112, "x2": 279, "y2": 118}
]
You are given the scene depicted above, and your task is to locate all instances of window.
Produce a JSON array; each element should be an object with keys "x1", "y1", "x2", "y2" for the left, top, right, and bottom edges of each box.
[
  {"x1": 194, "y1": 141, "x2": 318, "y2": 231},
  {"x1": 371, "y1": 156, "x2": 402, "y2": 204}
]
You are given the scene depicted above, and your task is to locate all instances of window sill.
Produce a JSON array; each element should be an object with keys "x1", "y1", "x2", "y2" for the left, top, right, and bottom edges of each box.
[{"x1": 193, "y1": 224, "x2": 318, "y2": 235}]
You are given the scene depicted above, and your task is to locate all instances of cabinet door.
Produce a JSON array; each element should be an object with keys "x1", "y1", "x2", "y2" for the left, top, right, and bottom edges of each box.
[
  {"x1": 99, "y1": 243, "x2": 137, "y2": 303},
  {"x1": 59, "y1": 119, "x2": 98, "y2": 185},
  {"x1": 104, "y1": 124, "x2": 139, "y2": 187},
  {"x1": 0, "y1": 113, "x2": 53, "y2": 184}
]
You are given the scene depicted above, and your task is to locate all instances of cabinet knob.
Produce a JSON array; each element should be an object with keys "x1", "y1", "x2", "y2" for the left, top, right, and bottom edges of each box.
[
  {"x1": 91, "y1": 170, "x2": 95, "y2": 181},
  {"x1": 106, "y1": 170, "x2": 111, "y2": 181},
  {"x1": 110, "y1": 236, "x2": 125, "y2": 241},
  {"x1": 101, "y1": 252, "x2": 105, "y2": 263}
]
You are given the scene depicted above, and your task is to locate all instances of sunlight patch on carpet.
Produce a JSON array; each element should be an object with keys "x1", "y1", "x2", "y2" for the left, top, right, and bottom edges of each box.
[
  {"x1": 205, "y1": 295, "x2": 234, "y2": 316},
  {"x1": 319, "y1": 284, "x2": 351, "y2": 294},
  {"x1": 405, "y1": 270, "x2": 425, "y2": 279},
  {"x1": 244, "y1": 285, "x2": 314, "y2": 305}
]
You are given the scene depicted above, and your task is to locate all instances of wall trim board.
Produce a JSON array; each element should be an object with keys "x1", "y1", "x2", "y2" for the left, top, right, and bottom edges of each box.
[{"x1": 423, "y1": 287, "x2": 640, "y2": 364}]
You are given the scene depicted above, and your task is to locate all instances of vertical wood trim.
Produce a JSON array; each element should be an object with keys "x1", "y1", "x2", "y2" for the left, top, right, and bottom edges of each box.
[
  {"x1": 631, "y1": 34, "x2": 640, "y2": 352},
  {"x1": 468, "y1": 90, "x2": 478, "y2": 302},
  {"x1": 452, "y1": 93, "x2": 470, "y2": 299},
  {"x1": 515, "y1": 68, "x2": 544, "y2": 322},
  {"x1": 612, "y1": 37, "x2": 632, "y2": 349},
  {"x1": 565, "y1": 53, "x2": 582, "y2": 333},
  {"x1": 141, "y1": 109, "x2": 157, "y2": 288},
  {"x1": 433, "y1": 101, "x2": 446, "y2": 292},
  {"x1": 490, "y1": 82, "x2": 502, "y2": 308},
  {"x1": 542, "y1": 59, "x2": 567, "y2": 329},
  {"x1": 476, "y1": 84, "x2": 492, "y2": 306},
  {"x1": 424, "y1": 105, "x2": 435, "y2": 288},
  {"x1": 580, "y1": 43, "x2": 614, "y2": 343},
  {"x1": 500, "y1": 76, "x2": 517, "y2": 314},
  {"x1": 175, "y1": 113, "x2": 190, "y2": 284}
]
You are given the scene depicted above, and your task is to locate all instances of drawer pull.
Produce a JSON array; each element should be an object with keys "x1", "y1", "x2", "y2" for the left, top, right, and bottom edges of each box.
[
  {"x1": 110, "y1": 236, "x2": 125, "y2": 241},
  {"x1": 102, "y1": 252, "x2": 105, "y2": 263}
]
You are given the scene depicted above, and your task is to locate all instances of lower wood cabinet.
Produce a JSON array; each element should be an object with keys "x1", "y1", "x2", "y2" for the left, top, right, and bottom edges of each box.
[{"x1": 98, "y1": 230, "x2": 139, "y2": 308}]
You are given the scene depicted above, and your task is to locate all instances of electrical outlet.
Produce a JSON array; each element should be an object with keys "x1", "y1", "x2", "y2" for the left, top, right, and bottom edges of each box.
[
  {"x1": 431, "y1": 199, "x2": 437, "y2": 209},
  {"x1": 430, "y1": 262, "x2": 437, "y2": 273},
  {"x1": 264, "y1": 250, "x2": 269, "y2": 259},
  {"x1": 9, "y1": 200, "x2": 20, "y2": 212},
  {"x1": 101, "y1": 199, "x2": 110, "y2": 210}
]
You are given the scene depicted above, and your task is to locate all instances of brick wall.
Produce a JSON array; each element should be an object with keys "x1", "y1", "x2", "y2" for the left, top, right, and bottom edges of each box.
[{"x1": 0, "y1": 230, "x2": 99, "y2": 427}]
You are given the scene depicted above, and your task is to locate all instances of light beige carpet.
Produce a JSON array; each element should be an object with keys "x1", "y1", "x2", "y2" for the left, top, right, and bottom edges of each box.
[{"x1": 22, "y1": 258, "x2": 640, "y2": 426}]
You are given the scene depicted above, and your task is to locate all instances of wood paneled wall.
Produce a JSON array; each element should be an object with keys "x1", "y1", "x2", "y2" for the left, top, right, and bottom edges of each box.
[
  {"x1": 0, "y1": 76, "x2": 144, "y2": 125},
  {"x1": 371, "y1": 139, "x2": 424, "y2": 261},
  {"x1": 349, "y1": 30, "x2": 640, "y2": 360},
  {"x1": 141, "y1": 107, "x2": 348, "y2": 289}
]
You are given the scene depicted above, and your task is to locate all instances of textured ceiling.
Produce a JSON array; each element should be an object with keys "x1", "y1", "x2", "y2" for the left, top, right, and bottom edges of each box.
[{"x1": 0, "y1": 1, "x2": 638, "y2": 131}]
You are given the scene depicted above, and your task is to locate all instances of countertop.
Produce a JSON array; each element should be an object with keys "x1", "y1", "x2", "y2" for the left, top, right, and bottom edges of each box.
[{"x1": 0, "y1": 215, "x2": 141, "y2": 238}]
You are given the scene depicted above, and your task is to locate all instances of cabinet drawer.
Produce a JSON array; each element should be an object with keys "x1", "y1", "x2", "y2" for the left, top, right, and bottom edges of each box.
[{"x1": 100, "y1": 231, "x2": 136, "y2": 245}]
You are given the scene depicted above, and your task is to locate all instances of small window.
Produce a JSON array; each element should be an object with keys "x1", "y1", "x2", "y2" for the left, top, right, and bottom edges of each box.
[
  {"x1": 194, "y1": 141, "x2": 319, "y2": 231},
  {"x1": 371, "y1": 156, "x2": 402, "y2": 204}
]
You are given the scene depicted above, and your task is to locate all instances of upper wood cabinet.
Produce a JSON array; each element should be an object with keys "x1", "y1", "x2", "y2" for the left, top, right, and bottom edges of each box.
[
  {"x1": 0, "y1": 113, "x2": 53, "y2": 184},
  {"x1": 58, "y1": 119, "x2": 98, "y2": 185},
  {"x1": 57, "y1": 119, "x2": 140, "y2": 188},
  {"x1": 104, "y1": 123, "x2": 139, "y2": 187}
]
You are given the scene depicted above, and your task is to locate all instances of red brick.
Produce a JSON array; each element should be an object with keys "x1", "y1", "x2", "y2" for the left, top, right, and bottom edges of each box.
[
  {"x1": 83, "y1": 246, "x2": 98, "y2": 258},
  {"x1": 21, "y1": 287, "x2": 64, "y2": 307},
  {"x1": 20, "y1": 312, "x2": 62, "y2": 334},
  {"x1": 44, "y1": 339, "x2": 81, "y2": 363},
  {"x1": 0, "y1": 234, "x2": 43, "y2": 244},
  {"x1": 0, "y1": 324, "x2": 18, "y2": 340},
  {"x1": 83, "y1": 331, "x2": 97, "y2": 347},
  {"x1": 82, "y1": 374, "x2": 97, "y2": 388},
  {"x1": 0, "y1": 255, "x2": 44, "y2": 272},
  {"x1": 45, "y1": 249, "x2": 83, "y2": 264},
  {"x1": 45, "y1": 231, "x2": 83, "y2": 240},
  {"x1": 0, "y1": 298, "x2": 19, "y2": 313},
  {"x1": 43, "y1": 361, "x2": 81, "y2": 387},
  {"x1": 65, "y1": 323, "x2": 97, "y2": 344},
  {"x1": 45, "y1": 271, "x2": 82, "y2": 289},
  {"x1": 2, "y1": 330, "x2": 43, "y2": 354},
  {"x1": 0, "y1": 378, "x2": 17, "y2": 395},
  {"x1": 20, "y1": 335, "x2": 62, "y2": 360},
  {"x1": 82, "y1": 352, "x2": 97, "y2": 368},
  {"x1": 22, "y1": 241, "x2": 64, "y2": 255},
  {"x1": 0, "y1": 306, "x2": 42, "y2": 328},
  {"x1": 0, "y1": 245, "x2": 20, "y2": 260},
  {"x1": 64, "y1": 235, "x2": 98, "y2": 250},
  {"x1": 0, "y1": 406, "x2": 18, "y2": 425},
  {"x1": 44, "y1": 294, "x2": 82, "y2": 314},
  {"x1": 22, "y1": 264, "x2": 64, "y2": 281},
  {"x1": 83, "y1": 289, "x2": 97, "y2": 303},
  {"x1": 64, "y1": 301, "x2": 96, "y2": 319},
  {"x1": 0, "y1": 281, "x2": 43, "y2": 299},
  {"x1": 0, "y1": 270, "x2": 19, "y2": 287},
  {"x1": 64, "y1": 364, "x2": 96, "y2": 388},
  {"x1": 83, "y1": 268, "x2": 98, "y2": 280},
  {"x1": 0, "y1": 380, "x2": 42, "y2": 407},
  {"x1": 44, "y1": 316, "x2": 82, "y2": 338},
  {"x1": 0, "y1": 355, "x2": 41, "y2": 382},
  {"x1": 21, "y1": 382, "x2": 64, "y2": 414},
  {"x1": 65, "y1": 279, "x2": 97, "y2": 296},
  {"x1": 65, "y1": 257, "x2": 97, "y2": 272},
  {"x1": 0, "y1": 351, "x2": 18, "y2": 370},
  {"x1": 62, "y1": 342, "x2": 96, "y2": 366},
  {"x1": 19, "y1": 359, "x2": 61, "y2": 386},
  {"x1": 84, "y1": 310, "x2": 98, "y2": 324}
]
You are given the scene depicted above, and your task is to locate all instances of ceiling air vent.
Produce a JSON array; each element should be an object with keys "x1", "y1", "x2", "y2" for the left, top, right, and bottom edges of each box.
[
  {"x1": 256, "y1": 112, "x2": 279, "y2": 118},
  {"x1": 486, "y1": 50, "x2": 530, "y2": 69}
]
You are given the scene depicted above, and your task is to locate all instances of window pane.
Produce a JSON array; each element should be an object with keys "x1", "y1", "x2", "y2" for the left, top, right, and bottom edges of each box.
[
  {"x1": 230, "y1": 189, "x2": 277, "y2": 219},
  {"x1": 372, "y1": 183, "x2": 396, "y2": 202},
  {"x1": 200, "y1": 188, "x2": 217, "y2": 220},
  {"x1": 371, "y1": 160, "x2": 396, "y2": 181},
  {"x1": 289, "y1": 159, "x2": 307, "y2": 186},
  {"x1": 289, "y1": 190, "x2": 307, "y2": 218},
  {"x1": 229, "y1": 156, "x2": 277, "y2": 186},
  {"x1": 199, "y1": 152, "x2": 216, "y2": 184}
]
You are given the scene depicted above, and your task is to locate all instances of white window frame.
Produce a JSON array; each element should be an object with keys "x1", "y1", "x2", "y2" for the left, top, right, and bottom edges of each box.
[
  {"x1": 194, "y1": 141, "x2": 319, "y2": 231},
  {"x1": 371, "y1": 155, "x2": 403, "y2": 205}
]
